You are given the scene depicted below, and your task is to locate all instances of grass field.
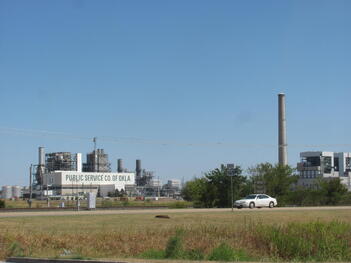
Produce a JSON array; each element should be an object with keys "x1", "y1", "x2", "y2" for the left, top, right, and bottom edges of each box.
[{"x1": 0, "y1": 209, "x2": 351, "y2": 261}]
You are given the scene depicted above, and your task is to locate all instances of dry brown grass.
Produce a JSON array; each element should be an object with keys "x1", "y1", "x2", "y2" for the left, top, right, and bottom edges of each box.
[{"x1": 0, "y1": 209, "x2": 350, "y2": 260}]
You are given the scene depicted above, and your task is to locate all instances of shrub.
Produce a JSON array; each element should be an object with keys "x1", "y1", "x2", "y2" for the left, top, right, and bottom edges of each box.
[
  {"x1": 256, "y1": 221, "x2": 351, "y2": 261},
  {"x1": 0, "y1": 199, "x2": 5, "y2": 208},
  {"x1": 165, "y1": 231, "x2": 183, "y2": 258},
  {"x1": 140, "y1": 230, "x2": 204, "y2": 260},
  {"x1": 208, "y1": 243, "x2": 251, "y2": 261},
  {"x1": 8, "y1": 242, "x2": 24, "y2": 257},
  {"x1": 185, "y1": 249, "x2": 205, "y2": 260}
]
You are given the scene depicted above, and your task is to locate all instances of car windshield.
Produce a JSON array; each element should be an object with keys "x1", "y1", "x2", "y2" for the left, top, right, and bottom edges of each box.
[{"x1": 244, "y1": 194, "x2": 257, "y2": 199}]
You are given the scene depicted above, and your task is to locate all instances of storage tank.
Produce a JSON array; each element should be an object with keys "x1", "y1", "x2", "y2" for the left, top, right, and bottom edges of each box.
[
  {"x1": 1, "y1": 186, "x2": 12, "y2": 199},
  {"x1": 12, "y1": 186, "x2": 22, "y2": 198}
]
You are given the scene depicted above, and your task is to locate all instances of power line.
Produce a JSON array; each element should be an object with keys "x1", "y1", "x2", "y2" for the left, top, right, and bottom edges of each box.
[{"x1": 0, "y1": 127, "x2": 350, "y2": 149}]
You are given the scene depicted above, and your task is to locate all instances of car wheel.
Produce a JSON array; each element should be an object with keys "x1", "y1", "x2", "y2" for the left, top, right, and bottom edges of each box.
[
  {"x1": 249, "y1": 202, "x2": 255, "y2": 209},
  {"x1": 269, "y1": 201, "x2": 274, "y2": 208}
]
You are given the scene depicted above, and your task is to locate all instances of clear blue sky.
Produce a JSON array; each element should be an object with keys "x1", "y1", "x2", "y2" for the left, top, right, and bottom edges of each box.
[{"x1": 1, "y1": 0, "x2": 351, "y2": 186}]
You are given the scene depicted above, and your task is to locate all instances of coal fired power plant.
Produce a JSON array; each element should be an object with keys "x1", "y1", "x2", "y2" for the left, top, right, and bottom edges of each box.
[
  {"x1": 27, "y1": 146, "x2": 165, "y2": 199},
  {"x1": 3, "y1": 94, "x2": 295, "y2": 201}
]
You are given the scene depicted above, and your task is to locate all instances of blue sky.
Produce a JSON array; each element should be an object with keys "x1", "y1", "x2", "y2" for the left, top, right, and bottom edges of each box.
[{"x1": 1, "y1": 0, "x2": 351, "y2": 186}]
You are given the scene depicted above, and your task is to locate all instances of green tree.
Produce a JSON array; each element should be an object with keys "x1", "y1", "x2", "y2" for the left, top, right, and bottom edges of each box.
[
  {"x1": 181, "y1": 177, "x2": 210, "y2": 207},
  {"x1": 248, "y1": 163, "x2": 298, "y2": 200},
  {"x1": 205, "y1": 165, "x2": 250, "y2": 207},
  {"x1": 318, "y1": 178, "x2": 347, "y2": 205},
  {"x1": 181, "y1": 165, "x2": 252, "y2": 208}
]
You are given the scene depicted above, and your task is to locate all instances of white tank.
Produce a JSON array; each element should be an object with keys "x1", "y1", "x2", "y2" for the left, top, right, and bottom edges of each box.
[
  {"x1": 12, "y1": 186, "x2": 22, "y2": 198},
  {"x1": 2, "y1": 186, "x2": 12, "y2": 199}
]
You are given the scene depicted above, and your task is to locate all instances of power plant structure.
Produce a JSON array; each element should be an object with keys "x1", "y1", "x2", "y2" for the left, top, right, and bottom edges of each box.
[
  {"x1": 278, "y1": 93, "x2": 288, "y2": 165},
  {"x1": 83, "y1": 149, "x2": 111, "y2": 172},
  {"x1": 27, "y1": 147, "x2": 180, "y2": 199},
  {"x1": 30, "y1": 147, "x2": 137, "y2": 199},
  {"x1": 297, "y1": 151, "x2": 351, "y2": 191}
]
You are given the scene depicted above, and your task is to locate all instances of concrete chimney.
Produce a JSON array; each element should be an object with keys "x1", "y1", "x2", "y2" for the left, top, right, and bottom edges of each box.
[
  {"x1": 136, "y1": 159, "x2": 141, "y2": 176},
  {"x1": 278, "y1": 93, "x2": 288, "y2": 165},
  {"x1": 117, "y1": 159, "x2": 123, "y2": 173}
]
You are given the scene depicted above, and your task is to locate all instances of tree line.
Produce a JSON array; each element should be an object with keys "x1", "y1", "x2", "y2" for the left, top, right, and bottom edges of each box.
[{"x1": 181, "y1": 163, "x2": 351, "y2": 207}]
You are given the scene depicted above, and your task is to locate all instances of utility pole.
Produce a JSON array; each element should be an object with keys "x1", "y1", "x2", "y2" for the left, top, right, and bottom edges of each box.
[
  {"x1": 157, "y1": 176, "x2": 160, "y2": 198},
  {"x1": 231, "y1": 175, "x2": 233, "y2": 212},
  {"x1": 46, "y1": 177, "x2": 50, "y2": 208},
  {"x1": 40, "y1": 165, "x2": 44, "y2": 200},
  {"x1": 227, "y1": 164, "x2": 235, "y2": 212},
  {"x1": 29, "y1": 164, "x2": 33, "y2": 208}
]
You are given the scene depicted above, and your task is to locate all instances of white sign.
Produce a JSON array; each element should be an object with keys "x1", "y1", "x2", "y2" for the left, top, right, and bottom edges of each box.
[
  {"x1": 64, "y1": 174, "x2": 132, "y2": 183},
  {"x1": 45, "y1": 171, "x2": 135, "y2": 188}
]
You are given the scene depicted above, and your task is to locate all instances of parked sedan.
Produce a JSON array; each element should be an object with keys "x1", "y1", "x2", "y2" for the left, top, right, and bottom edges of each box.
[{"x1": 234, "y1": 194, "x2": 277, "y2": 209}]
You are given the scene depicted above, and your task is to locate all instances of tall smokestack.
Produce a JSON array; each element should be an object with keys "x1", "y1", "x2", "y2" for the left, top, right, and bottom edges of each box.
[
  {"x1": 39, "y1": 147, "x2": 45, "y2": 166},
  {"x1": 278, "y1": 93, "x2": 288, "y2": 165},
  {"x1": 37, "y1": 147, "x2": 45, "y2": 185},
  {"x1": 136, "y1": 159, "x2": 142, "y2": 184},
  {"x1": 117, "y1": 159, "x2": 123, "y2": 173}
]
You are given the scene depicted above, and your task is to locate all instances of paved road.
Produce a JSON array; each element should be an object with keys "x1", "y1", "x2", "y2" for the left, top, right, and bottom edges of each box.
[{"x1": 0, "y1": 206, "x2": 350, "y2": 218}]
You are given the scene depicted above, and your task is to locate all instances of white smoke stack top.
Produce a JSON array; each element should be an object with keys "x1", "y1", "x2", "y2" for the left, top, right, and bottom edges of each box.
[{"x1": 278, "y1": 93, "x2": 288, "y2": 165}]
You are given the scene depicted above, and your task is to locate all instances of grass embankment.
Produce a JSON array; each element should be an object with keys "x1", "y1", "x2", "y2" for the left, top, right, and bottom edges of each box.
[
  {"x1": 0, "y1": 209, "x2": 351, "y2": 261},
  {"x1": 1, "y1": 198, "x2": 192, "y2": 209}
]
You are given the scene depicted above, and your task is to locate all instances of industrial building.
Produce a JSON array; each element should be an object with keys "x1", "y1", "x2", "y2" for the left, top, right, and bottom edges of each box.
[
  {"x1": 297, "y1": 151, "x2": 351, "y2": 191},
  {"x1": 27, "y1": 147, "x2": 173, "y2": 199},
  {"x1": 162, "y1": 179, "x2": 182, "y2": 198},
  {"x1": 31, "y1": 147, "x2": 135, "y2": 198}
]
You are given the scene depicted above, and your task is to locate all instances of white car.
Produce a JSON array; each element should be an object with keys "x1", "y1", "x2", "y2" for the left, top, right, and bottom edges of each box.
[{"x1": 234, "y1": 194, "x2": 277, "y2": 209}]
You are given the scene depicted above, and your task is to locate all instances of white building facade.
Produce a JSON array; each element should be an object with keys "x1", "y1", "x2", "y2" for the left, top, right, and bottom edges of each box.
[{"x1": 297, "y1": 151, "x2": 351, "y2": 191}]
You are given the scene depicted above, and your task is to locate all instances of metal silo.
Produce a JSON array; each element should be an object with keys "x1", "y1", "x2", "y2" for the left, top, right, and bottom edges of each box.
[
  {"x1": 2, "y1": 186, "x2": 12, "y2": 199},
  {"x1": 12, "y1": 186, "x2": 22, "y2": 198}
]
